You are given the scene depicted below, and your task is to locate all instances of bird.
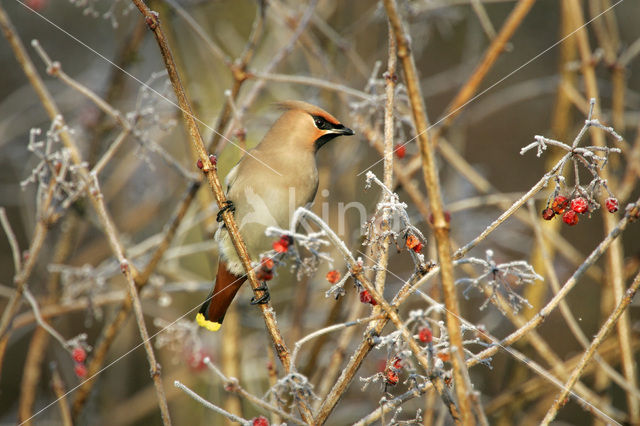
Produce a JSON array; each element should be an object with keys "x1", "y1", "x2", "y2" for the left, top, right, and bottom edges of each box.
[{"x1": 196, "y1": 100, "x2": 355, "y2": 331}]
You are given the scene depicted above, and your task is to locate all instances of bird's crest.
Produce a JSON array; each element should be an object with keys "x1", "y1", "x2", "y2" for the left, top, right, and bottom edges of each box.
[{"x1": 275, "y1": 100, "x2": 341, "y2": 125}]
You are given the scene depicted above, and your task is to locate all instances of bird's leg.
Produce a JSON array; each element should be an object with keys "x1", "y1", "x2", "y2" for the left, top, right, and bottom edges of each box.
[
  {"x1": 216, "y1": 200, "x2": 235, "y2": 222},
  {"x1": 250, "y1": 282, "x2": 271, "y2": 305}
]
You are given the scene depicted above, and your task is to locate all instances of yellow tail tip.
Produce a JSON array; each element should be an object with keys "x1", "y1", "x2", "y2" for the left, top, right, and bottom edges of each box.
[{"x1": 196, "y1": 313, "x2": 221, "y2": 331}]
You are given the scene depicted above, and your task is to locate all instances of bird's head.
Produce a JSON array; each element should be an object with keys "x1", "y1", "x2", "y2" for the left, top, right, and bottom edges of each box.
[{"x1": 275, "y1": 100, "x2": 355, "y2": 153}]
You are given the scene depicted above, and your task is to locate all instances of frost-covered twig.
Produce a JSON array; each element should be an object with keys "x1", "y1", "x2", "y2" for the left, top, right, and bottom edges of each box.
[
  {"x1": 290, "y1": 314, "x2": 383, "y2": 368},
  {"x1": 203, "y1": 357, "x2": 306, "y2": 426},
  {"x1": 174, "y1": 380, "x2": 250, "y2": 425},
  {"x1": 456, "y1": 249, "x2": 543, "y2": 314}
]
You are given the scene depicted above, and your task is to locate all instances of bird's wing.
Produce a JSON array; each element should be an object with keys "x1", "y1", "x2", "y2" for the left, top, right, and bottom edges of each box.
[{"x1": 224, "y1": 162, "x2": 240, "y2": 193}]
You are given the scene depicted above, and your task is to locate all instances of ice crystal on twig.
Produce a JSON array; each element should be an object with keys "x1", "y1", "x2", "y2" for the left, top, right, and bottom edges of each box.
[
  {"x1": 266, "y1": 372, "x2": 317, "y2": 408},
  {"x1": 21, "y1": 117, "x2": 88, "y2": 216},
  {"x1": 68, "y1": 0, "x2": 135, "y2": 28},
  {"x1": 456, "y1": 249, "x2": 542, "y2": 314},
  {"x1": 364, "y1": 171, "x2": 428, "y2": 270}
]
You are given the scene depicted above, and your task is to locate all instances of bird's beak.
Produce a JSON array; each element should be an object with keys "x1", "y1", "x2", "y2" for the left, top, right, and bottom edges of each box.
[{"x1": 331, "y1": 125, "x2": 355, "y2": 136}]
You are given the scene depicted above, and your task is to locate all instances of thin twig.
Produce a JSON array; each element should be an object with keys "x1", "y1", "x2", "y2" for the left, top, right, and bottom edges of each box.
[
  {"x1": 174, "y1": 380, "x2": 250, "y2": 425},
  {"x1": 541, "y1": 269, "x2": 640, "y2": 424}
]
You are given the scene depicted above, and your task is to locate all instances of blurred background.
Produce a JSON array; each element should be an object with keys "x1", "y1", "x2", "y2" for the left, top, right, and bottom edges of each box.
[{"x1": 0, "y1": 0, "x2": 639, "y2": 424}]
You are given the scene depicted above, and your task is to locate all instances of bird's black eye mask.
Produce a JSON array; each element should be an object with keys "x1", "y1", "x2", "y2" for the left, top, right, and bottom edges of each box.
[
  {"x1": 312, "y1": 115, "x2": 351, "y2": 151},
  {"x1": 313, "y1": 115, "x2": 333, "y2": 130}
]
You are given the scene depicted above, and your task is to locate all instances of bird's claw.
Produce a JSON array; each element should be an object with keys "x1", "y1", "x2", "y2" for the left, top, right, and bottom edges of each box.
[
  {"x1": 217, "y1": 200, "x2": 235, "y2": 222},
  {"x1": 250, "y1": 282, "x2": 270, "y2": 305}
]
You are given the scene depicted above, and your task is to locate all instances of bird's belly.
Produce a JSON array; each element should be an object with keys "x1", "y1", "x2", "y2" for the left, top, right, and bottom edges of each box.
[{"x1": 216, "y1": 182, "x2": 314, "y2": 275}]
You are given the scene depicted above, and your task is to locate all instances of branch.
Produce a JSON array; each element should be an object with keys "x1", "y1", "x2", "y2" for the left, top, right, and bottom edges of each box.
[
  {"x1": 129, "y1": 2, "x2": 313, "y2": 422},
  {"x1": 383, "y1": 1, "x2": 473, "y2": 423}
]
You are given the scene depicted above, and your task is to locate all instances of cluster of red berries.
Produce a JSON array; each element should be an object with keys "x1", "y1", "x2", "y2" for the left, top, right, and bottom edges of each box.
[
  {"x1": 542, "y1": 195, "x2": 618, "y2": 226},
  {"x1": 359, "y1": 289, "x2": 377, "y2": 306},
  {"x1": 196, "y1": 154, "x2": 217, "y2": 170},
  {"x1": 72, "y1": 346, "x2": 87, "y2": 378},
  {"x1": 405, "y1": 234, "x2": 423, "y2": 253},
  {"x1": 272, "y1": 235, "x2": 293, "y2": 253}
]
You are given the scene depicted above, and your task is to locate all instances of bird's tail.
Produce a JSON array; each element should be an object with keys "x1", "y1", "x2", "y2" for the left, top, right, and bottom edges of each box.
[{"x1": 196, "y1": 261, "x2": 246, "y2": 331}]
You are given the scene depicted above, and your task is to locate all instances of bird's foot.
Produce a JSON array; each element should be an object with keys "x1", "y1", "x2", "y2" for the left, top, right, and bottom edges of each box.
[
  {"x1": 216, "y1": 200, "x2": 235, "y2": 222},
  {"x1": 250, "y1": 282, "x2": 270, "y2": 305}
]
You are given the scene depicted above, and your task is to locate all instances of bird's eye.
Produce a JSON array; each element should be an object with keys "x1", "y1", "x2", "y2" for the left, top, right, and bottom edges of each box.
[{"x1": 314, "y1": 116, "x2": 330, "y2": 130}]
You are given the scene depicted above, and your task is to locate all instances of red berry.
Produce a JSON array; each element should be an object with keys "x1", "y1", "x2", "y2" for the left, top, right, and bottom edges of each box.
[
  {"x1": 252, "y1": 416, "x2": 269, "y2": 426},
  {"x1": 605, "y1": 197, "x2": 618, "y2": 213},
  {"x1": 26, "y1": 0, "x2": 47, "y2": 11},
  {"x1": 562, "y1": 210, "x2": 579, "y2": 226},
  {"x1": 542, "y1": 208, "x2": 555, "y2": 220},
  {"x1": 428, "y1": 211, "x2": 451, "y2": 225},
  {"x1": 385, "y1": 370, "x2": 399, "y2": 386},
  {"x1": 208, "y1": 154, "x2": 217, "y2": 165},
  {"x1": 326, "y1": 270, "x2": 341, "y2": 284},
  {"x1": 394, "y1": 144, "x2": 406, "y2": 159},
  {"x1": 74, "y1": 363, "x2": 87, "y2": 378},
  {"x1": 196, "y1": 159, "x2": 203, "y2": 169},
  {"x1": 570, "y1": 197, "x2": 588, "y2": 213},
  {"x1": 418, "y1": 327, "x2": 432, "y2": 343},
  {"x1": 551, "y1": 196, "x2": 569, "y2": 214},
  {"x1": 272, "y1": 236, "x2": 289, "y2": 253},
  {"x1": 359, "y1": 290, "x2": 377, "y2": 306},
  {"x1": 72, "y1": 347, "x2": 86, "y2": 363},
  {"x1": 186, "y1": 349, "x2": 208, "y2": 371},
  {"x1": 412, "y1": 242, "x2": 423, "y2": 253}
]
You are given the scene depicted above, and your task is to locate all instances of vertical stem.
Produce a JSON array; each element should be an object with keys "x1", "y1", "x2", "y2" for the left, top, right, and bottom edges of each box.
[
  {"x1": 565, "y1": 1, "x2": 638, "y2": 423},
  {"x1": 383, "y1": 1, "x2": 473, "y2": 424}
]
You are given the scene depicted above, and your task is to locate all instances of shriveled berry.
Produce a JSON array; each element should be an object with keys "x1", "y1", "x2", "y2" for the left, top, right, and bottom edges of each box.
[
  {"x1": 562, "y1": 210, "x2": 579, "y2": 226},
  {"x1": 208, "y1": 154, "x2": 217, "y2": 166},
  {"x1": 74, "y1": 363, "x2": 87, "y2": 378},
  {"x1": 256, "y1": 267, "x2": 273, "y2": 281},
  {"x1": 570, "y1": 197, "x2": 588, "y2": 213},
  {"x1": 252, "y1": 416, "x2": 269, "y2": 426},
  {"x1": 260, "y1": 257, "x2": 274, "y2": 270},
  {"x1": 542, "y1": 208, "x2": 555, "y2": 220},
  {"x1": 418, "y1": 327, "x2": 432, "y2": 343},
  {"x1": 406, "y1": 235, "x2": 420, "y2": 250},
  {"x1": 394, "y1": 144, "x2": 406, "y2": 159},
  {"x1": 72, "y1": 347, "x2": 86, "y2": 363},
  {"x1": 392, "y1": 357, "x2": 402, "y2": 369},
  {"x1": 551, "y1": 196, "x2": 569, "y2": 214},
  {"x1": 605, "y1": 197, "x2": 618, "y2": 213},
  {"x1": 385, "y1": 370, "x2": 399, "y2": 386},
  {"x1": 359, "y1": 290, "x2": 377, "y2": 306},
  {"x1": 412, "y1": 242, "x2": 423, "y2": 253},
  {"x1": 326, "y1": 270, "x2": 341, "y2": 284},
  {"x1": 196, "y1": 159, "x2": 203, "y2": 169},
  {"x1": 437, "y1": 352, "x2": 450, "y2": 362}
]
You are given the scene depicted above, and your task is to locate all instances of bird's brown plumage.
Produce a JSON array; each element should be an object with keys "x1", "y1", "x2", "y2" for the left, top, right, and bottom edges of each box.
[{"x1": 197, "y1": 101, "x2": 354, "y2": 331}]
